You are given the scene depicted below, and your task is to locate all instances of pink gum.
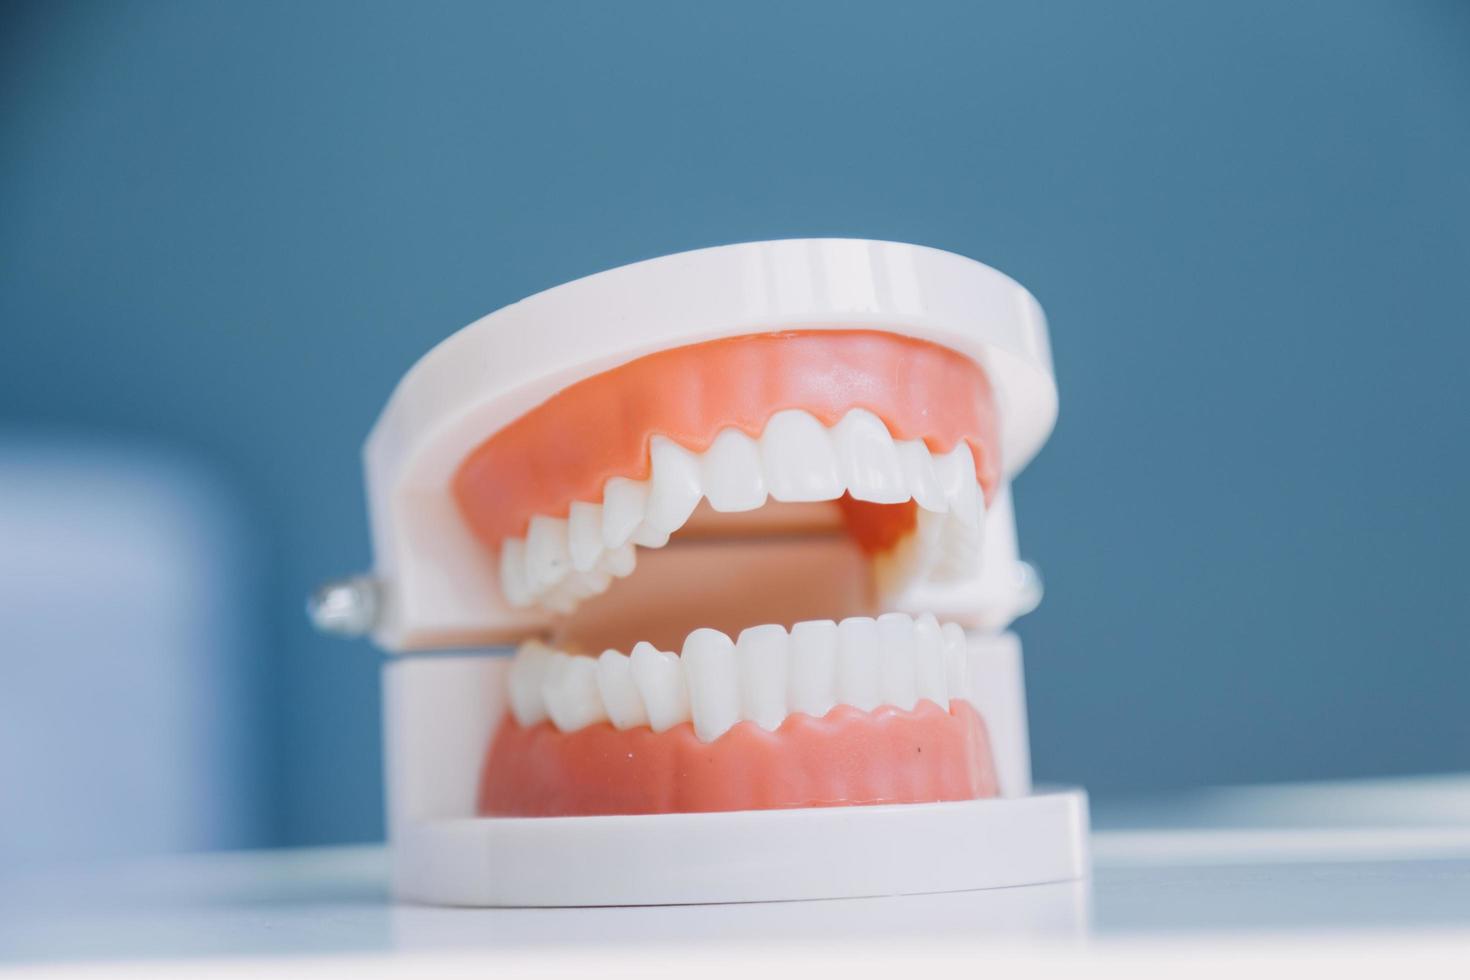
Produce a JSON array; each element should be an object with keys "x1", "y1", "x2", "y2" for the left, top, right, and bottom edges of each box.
[{"x1": 478, "y1": 699, "x2": 999, "y2": 817}]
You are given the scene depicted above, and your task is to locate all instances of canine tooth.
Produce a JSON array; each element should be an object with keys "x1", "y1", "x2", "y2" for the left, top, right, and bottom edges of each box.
[
  {"x1": 913, "y1": 613, "x2": 949, "y2": 708},
  {"x1": 735, "y1": 624, "x2": 789, "y2": 731},
  {"x1": 760, "y1": 410, "x2": 843, "y2": 502},
  {"x1": 525, "y1": 515, "x2": 571, "y2": 592},
  {"x1": 507, "y1": 641, "x2": 553, "y2": 726},
  {"x1": 896, "y1": 440, "x2": 946, "y2": 512},
  {"x1": 788, "y1": 619, "x2": 838, "y2": 718},
  {"x1": 836, "y1": 617, "x2": 881, "y2": 711},
  {"x1": 499, "y1": 538, "x2": 532, "y2": 607},
  {"x1": 629, "y1": 641, "x2": 689, "y2": 732},
  {"x1": 598, "y1": 541, "x2": 637, "y2": 578},
  {"x1": 567, "y1": 501, "x2": 604, "y2": 572},
  {"x1": 934, "y1": 442, "x2": 983, "y2": 530},
  {"x1": 630, "y1": 522, "x2": 672, "y2": 548},
  {"x1": 540, "y1": 653, "x2": 607, "y2": 732},
  {"x1": 701, "y1": 428, "x2": 767, "y2": 512},
  {"x1": 596, "y1": 649, "x2": 649, "y2": 730},
  {"x1": 682, "y1": 628, "x2": 741, "y2": 742},
  {"x1": 833, "y1": 409, "x2": 907, "y2": 504},
  {"x1": 940, "y1": 622, "x2": 971, "y2": 704},
  {"x1": 875, "y1": 613, "x2": 919, "y2": 710},
  {"x1": 601, "y1": 477, "x2": 648, "y2": 549},
  {"x1": 644, "y1": 437, "x2": 703, "y2": 534}
]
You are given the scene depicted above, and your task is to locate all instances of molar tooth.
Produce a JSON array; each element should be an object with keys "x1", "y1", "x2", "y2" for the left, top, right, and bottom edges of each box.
[
  {"x1": 941, "y1": 622, "x2": 971, "y2": 704},
  {"x1": 567, "y1": 501, "x2": 604, "y2": 572},
  {"x1": 643, "y1": 437, "x2": 703, "y2": 534},
  {"x1": 498, "y1": 538, "x2": 532, "y2": 607},
  {"x1": 596, "y1": 649, "x2": 649, "y2": 730},
  {"x1": 525, "y1": 515, "x2": 572, "y2": 592},
  {"x1": 735, "y1": 623, "x2": 789, "y2": 731},
  {"x1": 601, "y1": 477, "x2": 648, "y2": 549},
  {"x1": 507, "y1": 641, "x2": 552, "y2": 726},
  {"x1": 681, "y1": 628, "x2": 741, "y2": 742},
  {"x1": 540, "y1": 653, "x2": 607, "y2": 732},
  {"x1": 701, "y1": 428, "x2": 767, "y2": 512},
  {"x1": 949, "y1": 482, "x2": 984, "y2": 532},
  {"x1": 629, "y1": 641, "x2": 689, "y2": 732},
  {"x1": 913, "y1": 613, "x2": 949, "y2": 708},
  {"x1": 760, "y1": 410, "x2": 844, "y2": 502},
  {"x1": 896, "y1": 440, "x2": 946, "y2": 512},
  {"x1": 833, "y1": 409, "x2": 908, "y2": 504},
  {"x1": 836, "y1": 617, "x2": 881, "y2": 711},
  {"x1": 597, "y1": 541, "x2": 637, "y2": 578},
  {"x1": 875, "y1": 613, "x2": 919, "y2": 711},
  {"x1": 788, "y1": 619, "x2": 839, "y2": 719}
]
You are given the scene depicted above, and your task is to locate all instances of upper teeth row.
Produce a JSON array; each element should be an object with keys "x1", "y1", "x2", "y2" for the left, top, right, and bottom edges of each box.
[
  {"x1": 506, "y1": 612, "x2": 975, "y2": 743},
  {"x1": 498, "y1": 408, "x2": 988, "y2": 613}
]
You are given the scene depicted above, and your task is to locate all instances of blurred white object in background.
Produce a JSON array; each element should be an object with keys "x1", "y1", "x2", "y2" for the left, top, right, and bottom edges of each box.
[{"x1": 0, "y1": 433, "x2": 266, "y2": 870}]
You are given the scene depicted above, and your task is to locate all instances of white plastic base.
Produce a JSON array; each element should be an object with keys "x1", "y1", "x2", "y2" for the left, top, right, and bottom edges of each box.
[{"x1": 395, "y1": 789, "x2": 1089, "y2": 907}]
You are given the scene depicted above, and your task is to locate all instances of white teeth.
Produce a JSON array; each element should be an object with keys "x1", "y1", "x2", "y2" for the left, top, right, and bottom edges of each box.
[
  {"x1": 540, "y1": 653, "x2": 607, "y2": 732},
  {"x1": 735, "y1": 624, "x2": 789, "y2": 731},
  {"x1": 509, "y1": 618, "x2": 976, "y2": 739},
  {"x1": 498, "y1": 538, "x2": 532, "y2": 607},
  {"x1": 495, "y1": 410, "x2": 987, "y2": 615},
  {"x1": 567, "y1": 501, "x2": 604, "y2": 572},
  {"x1": 835, "y1": 617, "x2": 882, "y2": 712},
  {"x1": 595, "y1": 649, "x2": 648, "y2": 730},
  {"x1": 507, "y1": 640, "x2": 553, "y2": 726},
  {"x1": 644, "y1": 437, "x2": 703, "y2": 533},
  {"x1": 760, "y1": 410, "x2": 844, "y2": 503},
  {"x1": 682, "y1": 628, "x2": 741, "y2": 742},
  {"x1": 629, "y1": 641, "x2": 690, "y2": 732},
  {"x1": 940, "y1": 622, "x2": 971, "y2": 705},
  {"x1": 525, "y1": 515, "x2": 571, "y2": 592},
  {"x1": 701, "y1": 428, "x2": 767, "y2": 512},
  {"x1": 912, "y1": 613, "x2": 949, "y2": 707},
  {"x1": 833, "y1": 409, "x2": 908, "y2": 504},
  {"x1": 875, "y1": 613, "x2": 919, "y2": 711},
  {"x1": 601, "y1": 477, "x2": 648, "y2": 549},
  {"x1": 787, "y1": 619, "x2": 839, "y2": 719},
  {"x1": 895, "y1": 439, "x2": 945, "y2": 512}
]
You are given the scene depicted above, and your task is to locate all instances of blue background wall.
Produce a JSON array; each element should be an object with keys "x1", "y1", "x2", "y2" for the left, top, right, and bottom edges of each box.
[{"x1": 4, "y1": 1, "x2": 1467, "y2": 847}]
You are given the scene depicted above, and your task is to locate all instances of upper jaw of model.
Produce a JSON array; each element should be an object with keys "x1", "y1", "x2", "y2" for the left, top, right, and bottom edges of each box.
[{"x1": 496, "y1": 409, "x2": 988, "y2": 616}]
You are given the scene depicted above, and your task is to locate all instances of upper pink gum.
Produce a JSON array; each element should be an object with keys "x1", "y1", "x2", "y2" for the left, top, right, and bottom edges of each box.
[
  {"x1": 477, "y1": 699, "x2": 999, "y2": 817},
  {"x1": 452, "y1": 330, "x2": 1002, "y2": 548}
]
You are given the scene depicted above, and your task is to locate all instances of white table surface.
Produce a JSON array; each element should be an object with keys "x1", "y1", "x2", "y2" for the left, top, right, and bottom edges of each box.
[{"x1": 4, "y1": 775, "x2": 1470, "y2": 975}]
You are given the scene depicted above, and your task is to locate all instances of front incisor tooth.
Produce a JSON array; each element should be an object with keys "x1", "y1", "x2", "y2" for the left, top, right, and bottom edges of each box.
[
  {"x1": 913, "y1": 613, "x2": 949, "y2": 708},
  {"x1": 681, "y1": 628, "x2": 741, "y2": 742},
  {"x1": 601, "y1": 477, "x2": 648, "y2": 549},
  {"x1": 940, "y1": 622, "x2": 971, "y2": 705},
  {"x1": 643, "y1": 437, "x2": 703, "y2": 533},
  {"x1": 700, "y1": 428, "x2": 767, "y2": 512},
  {"x1": 595, "y1": 649, "x2": 648, "y2": 730},
  {"x1": 875, "y1": 613, "x2": 919, "y2": 710},
  {"x1": 498, "y1": 538, "x2": 532, "y2": 607},
  {"x1": 735, "y1": 624, "x2": 789, "y2": 731},
  {"x1": 525, "y1": 515, "x2": 571, "y2": 592},
  {"x1": 629, "y1": 641, "x2": 689, "y2": 732},
  {"x1": 895, "y1": 440, "x2": 946, "y2": 512},
  {"x1": 836, "y1": 617, "x2": 881, "y2": 711},
  {"x1": 833, "y1": 409, "x2": 908, "y2": 504},
  {"x1": 507, "y1": 641, "x2": 552, "y2": 726},
  {"x1": 567, "y1": 501, "x2": 604, "y2": 572},
  {"x1": 540, "y1": 653, "x2": 608, "y2": 732},
  {"x1": 760, "y1": 410, "x2": 844, "y2": 502},
  {"x1": 788, "y1": 619, "x2": 839, "y2": 719}
]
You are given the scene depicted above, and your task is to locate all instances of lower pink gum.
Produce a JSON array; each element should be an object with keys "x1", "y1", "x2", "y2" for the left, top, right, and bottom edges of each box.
[{"x1": 477, "y1": 700, "x2": 999, "y2": 817}]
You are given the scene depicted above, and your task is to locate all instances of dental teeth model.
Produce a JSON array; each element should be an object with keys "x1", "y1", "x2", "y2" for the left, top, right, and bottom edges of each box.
[{"x1": 315, "y1": 240, "x2": 1089, "y2": 906}]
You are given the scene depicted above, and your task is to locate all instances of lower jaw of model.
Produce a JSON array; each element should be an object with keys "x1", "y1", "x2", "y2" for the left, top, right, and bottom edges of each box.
[{"x1": 457, "y1": 331, "x2": 1005, "y2": 817}]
